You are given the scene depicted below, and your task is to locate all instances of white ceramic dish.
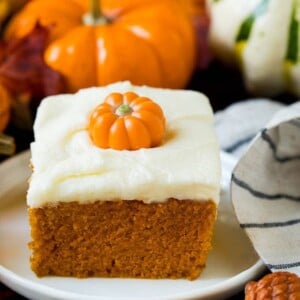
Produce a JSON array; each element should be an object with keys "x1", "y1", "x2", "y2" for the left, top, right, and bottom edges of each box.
[{"x1": 0, "y1": 150, "x2": 265, "y2": 300}]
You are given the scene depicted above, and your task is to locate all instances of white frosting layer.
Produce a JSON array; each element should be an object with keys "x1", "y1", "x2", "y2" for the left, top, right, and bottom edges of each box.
[{"x1": 27, "y1": 82, "x2": 221, "y2": 207}]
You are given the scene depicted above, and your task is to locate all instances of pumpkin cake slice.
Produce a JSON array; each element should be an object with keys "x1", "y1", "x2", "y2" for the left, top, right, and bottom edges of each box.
[{"x1": 27, "y1": 81, "x2": 221, "y2": 280}]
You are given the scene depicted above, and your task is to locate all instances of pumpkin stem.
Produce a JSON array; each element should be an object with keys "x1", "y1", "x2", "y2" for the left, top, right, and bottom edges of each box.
[
  {"x1": 83, "y1": 0, "x2": 107, "y2": 25},
  {"x1": 0, "y1": 133, "x2": 15, "y2": 156},
  {"x1": 116, "y1": 104, "x2": 133, "y2": 116},
  {"x1": 90, "y1": 0, "x2": 101, "y2": 20}
]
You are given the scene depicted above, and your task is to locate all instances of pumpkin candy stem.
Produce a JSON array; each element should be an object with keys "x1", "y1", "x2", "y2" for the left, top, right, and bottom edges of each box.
[
  {"x1": 88, "y1": 92, "x2": 166, "y2": 151},
  {"x1": 116, "y1": 104, "x2": 132, "y2": 116},
  {"x1": 84, "y1": 0, "x2": 107, "y2": 25},
  {"x1": 90, "y1": 0, "x2": 101, "y2": 21}
]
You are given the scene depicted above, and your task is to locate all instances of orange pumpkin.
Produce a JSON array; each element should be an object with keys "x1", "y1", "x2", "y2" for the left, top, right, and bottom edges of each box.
[
  {"x1": 88, "y1": 92, "x2": 165, "y2": 150},
  {"x1": 0, "y1": 83, "x2": 11, "y2": 131},
  {"x1": 5, "y1": 0, "x2": 196, "y2": 92}
]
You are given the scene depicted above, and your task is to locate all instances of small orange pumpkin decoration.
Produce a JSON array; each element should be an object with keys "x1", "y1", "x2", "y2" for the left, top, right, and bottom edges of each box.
[
  {"x1": 0, "y1": 83, "x2": 11, "y2": 132},
  {"x1": 88, "y1": 92, "x2": 165, "y2": 150},
  {"x1": 5, "y1": 0, "x2": 196, "y2": 92}
]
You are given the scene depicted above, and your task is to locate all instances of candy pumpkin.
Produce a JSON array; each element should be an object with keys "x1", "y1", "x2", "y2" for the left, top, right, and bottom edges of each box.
[
  {"x1": 208, "y1": 0, "x2": 300, "y2": 96},
  {"x1": 5, "y1": 0, "x2": 196, "y2": 92},
  {"x1": 88, "y1": 92, "x2": 165, "y2": 150}
]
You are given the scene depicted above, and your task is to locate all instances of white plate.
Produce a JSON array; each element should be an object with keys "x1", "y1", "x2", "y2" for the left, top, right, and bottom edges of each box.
[{"x1": 0, "y1": 151, "x2": 265, "y2": 300}]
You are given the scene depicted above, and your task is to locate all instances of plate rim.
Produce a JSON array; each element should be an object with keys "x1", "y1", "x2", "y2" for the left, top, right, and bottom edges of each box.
[
  {"x1": 0, "y1": 260, "x2": 266, "y2": 300},
  {"x1": 0, "y1": 150, "x2": 266, "y2": 300}
]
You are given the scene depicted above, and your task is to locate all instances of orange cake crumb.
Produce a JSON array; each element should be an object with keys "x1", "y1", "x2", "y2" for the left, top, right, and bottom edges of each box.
[{"x1": 28, "y1": 199, "x2": 217, "y2": 280}]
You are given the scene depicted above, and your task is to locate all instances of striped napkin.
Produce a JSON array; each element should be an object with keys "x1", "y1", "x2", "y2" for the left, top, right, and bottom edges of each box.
[{"x1": 215, "y1": 99, "x2": 300, "y2": 276}]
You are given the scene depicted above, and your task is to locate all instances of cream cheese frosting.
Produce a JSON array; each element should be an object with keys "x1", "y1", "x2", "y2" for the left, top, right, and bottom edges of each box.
[{"x1": 27, "y1": 81, "x2": 221, "y2": 207}]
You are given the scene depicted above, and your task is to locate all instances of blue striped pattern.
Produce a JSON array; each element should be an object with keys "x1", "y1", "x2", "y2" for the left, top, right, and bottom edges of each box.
[
  {"x1": 241, "y1": 218, "x2": 300, "y2": 228},
  {"x1": 232, "y1": 173, "x2": 300, "y2": 201},
  {"x1": 231, "y1": 118, "x2": 300, "y2": 275},
  {"x1": 261, "y1": 129, "x2": 300, "y2": 162},
  {"x1": 224, "y1": 135, "x2": 255, "y2": 153},
  {"x1": 267, "y1": 261, "x2": 300, "y2": 270}
]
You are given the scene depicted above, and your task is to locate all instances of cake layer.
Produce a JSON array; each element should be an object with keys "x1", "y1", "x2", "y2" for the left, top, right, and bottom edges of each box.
[
  {"x1": 27, "y1": 81, "x2": 221, "y2": 207},
  {"x1": 29, "y1": 199, "x2": 217, "y2": 280}
]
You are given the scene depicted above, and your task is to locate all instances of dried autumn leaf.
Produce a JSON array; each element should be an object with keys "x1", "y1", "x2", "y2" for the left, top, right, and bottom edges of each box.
[
  {"x1": 0, "y1": 82, "x2": 10, "y2": 131},
  {"x1": 0, "y1": 22, "x2": 66, "y2": 101}
]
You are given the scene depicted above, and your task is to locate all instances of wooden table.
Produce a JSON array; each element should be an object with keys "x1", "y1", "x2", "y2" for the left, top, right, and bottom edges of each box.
[{"x1": 0, "y1": 62, "x2": 294, "y2": 299}]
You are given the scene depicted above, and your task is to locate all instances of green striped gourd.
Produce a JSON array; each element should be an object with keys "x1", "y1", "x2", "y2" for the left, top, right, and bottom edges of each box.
[{"x1": 208, "y1": 0, "x2": 300, "y2": 96}]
